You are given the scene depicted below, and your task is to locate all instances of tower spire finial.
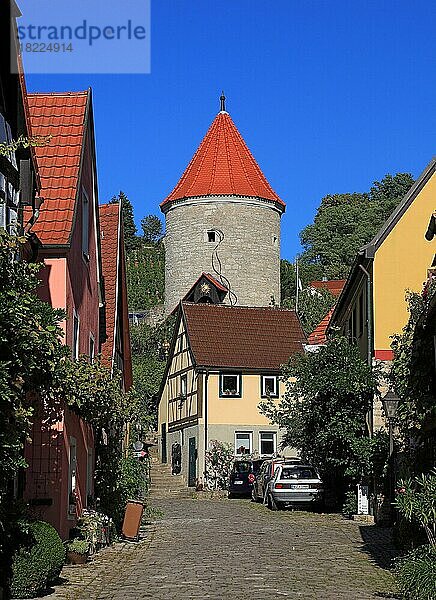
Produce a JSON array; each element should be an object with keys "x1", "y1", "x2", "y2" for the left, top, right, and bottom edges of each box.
[{"x1": 220, "y1": 91, "x2": 226, "y2": 112}]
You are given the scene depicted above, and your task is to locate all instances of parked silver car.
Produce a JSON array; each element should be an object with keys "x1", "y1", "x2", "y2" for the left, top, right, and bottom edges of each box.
[
  {"x1": 266, "y1": 464, "x2": 324, "y2": 510},
  {"x1": 251, "y1": 457, "x2": 301, "y2": 503}
]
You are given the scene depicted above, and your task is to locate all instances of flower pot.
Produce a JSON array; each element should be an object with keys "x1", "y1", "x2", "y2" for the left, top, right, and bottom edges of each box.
[{"x1": 67, "y1": 550, "x2": 88, "y2": 565}]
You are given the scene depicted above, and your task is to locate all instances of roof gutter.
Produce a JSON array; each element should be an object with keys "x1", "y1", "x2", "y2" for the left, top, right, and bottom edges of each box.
[{"x1": 358, "y1": 263, "x2": 373, "y2": 370}]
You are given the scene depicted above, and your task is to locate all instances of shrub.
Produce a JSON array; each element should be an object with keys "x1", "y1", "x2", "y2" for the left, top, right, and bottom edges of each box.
[
  {"x1": 395, "y1": 470, "x2": 436, "y2": 545},
  {"x1": 10, "y1": 521, "x2": 65, "y2": 598},
  {"x1": 394, "y1": 545, "x2": 436, "y2": 599},
  {"x1": 76, "y1": 509, "x2": 116, "y2": 552},
  {"x1": 342, "y1": 489, "x2": 357, "y2": 518},
  {"x1": 205, "y1": 440, "x2": 234, "y2": 490},
  {"x1": 66, "y1": 539, "x2": 89, "y2": 555}
]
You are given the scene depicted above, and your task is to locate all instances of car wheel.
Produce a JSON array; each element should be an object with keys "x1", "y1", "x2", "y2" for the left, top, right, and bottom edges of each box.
[
  {"x1": 251, "y1": 489, "x2": 260, "y2": 503},
  {"x1": 228, "y1": 492, "x2": 235, "y2": 499}
]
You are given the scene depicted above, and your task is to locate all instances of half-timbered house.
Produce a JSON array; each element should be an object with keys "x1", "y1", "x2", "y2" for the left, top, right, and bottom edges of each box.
[{"x1": 158, "y1": 302, "x2": 305, "y2": 487}]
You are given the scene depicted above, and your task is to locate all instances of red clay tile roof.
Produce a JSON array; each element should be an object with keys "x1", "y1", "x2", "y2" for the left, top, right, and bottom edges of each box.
[
  {"x1": 27, "y1": 91, "x2": 88, "y2": 245},
  {"x1": 161, "y1": 111, "x2": 284, "y2": 208},
  {"x1": 99, "y1": 202, "x2": 120, "y2": 368},
  {"x1": 182, "y1": 302, "x2": 305, "y2": 370},
  {"x1": 307, "y1": 306, "x2": 335, "y2": 345},
  {"x1": 309, "y1": 279, "x2": 346, "y2": 298}
]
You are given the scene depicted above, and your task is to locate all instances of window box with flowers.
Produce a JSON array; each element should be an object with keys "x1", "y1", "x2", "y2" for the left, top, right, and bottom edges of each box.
[{"x1": 219, "y1": 373, "x2": 242, "y2": 398}]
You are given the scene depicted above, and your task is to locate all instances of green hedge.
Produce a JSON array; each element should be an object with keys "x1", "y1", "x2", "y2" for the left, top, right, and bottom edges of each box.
[
  {"x1": 394, "y1": 545, "x2": 436, "y2": 600},
  {"x1": 10, "y1": 521, "x2": 65, "y2": 598}
]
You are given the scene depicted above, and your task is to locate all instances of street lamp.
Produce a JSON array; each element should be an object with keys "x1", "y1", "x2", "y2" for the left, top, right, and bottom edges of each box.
[
  {"x1": 382, "y1": 390, "x2": 400, "y2": 454},
  {"x1": 382, "y1": 390, "x2": 400, "y2": 520}
]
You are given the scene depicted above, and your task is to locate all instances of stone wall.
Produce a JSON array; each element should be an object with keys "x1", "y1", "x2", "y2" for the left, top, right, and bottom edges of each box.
[{"x1": 163, "y1": 196, "x2": 282, "y2": 313}]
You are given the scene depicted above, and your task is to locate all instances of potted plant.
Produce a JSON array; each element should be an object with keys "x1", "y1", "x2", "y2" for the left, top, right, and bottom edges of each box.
[{"x1": 66, "y1": 539, "x2": 89, "y2": 565}]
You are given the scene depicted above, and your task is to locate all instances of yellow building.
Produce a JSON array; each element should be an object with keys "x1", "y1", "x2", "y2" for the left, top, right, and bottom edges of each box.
[
  {"x1": 329, "y1": 158, "x2": 436, "y2": 422},
  {"x1": 158, "y1": 302, "x2": 305, "y2": 487}
]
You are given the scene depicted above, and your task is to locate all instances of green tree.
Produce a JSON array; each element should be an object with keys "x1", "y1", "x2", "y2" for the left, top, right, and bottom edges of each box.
[
  {"x1": 141, "y1": 215, "x2": 163, "y2": 245},
  {"x1": 296, "y1": 287, "x2": 336, "y2": 336},
  {"x1": 299, "y1": 173, "x2": 414, "y2": 278},
  {"x1": 260, "y1": 337, "x2": 383, "y2": 503},
  {"x1": 129, "y1": 317, "x2": 175, "y2": 429},
  {"x1": 280, "y1": 259, "x2": 296, "y2": 306},
  {"x1": 127, "y1": 244, "x2": 165, "y2": 311},
  {"x1": 109, "y1": 191, "x2": 138, "y2": 253},
  {"x1": 280, "y1": 260, "x2": 335, "y2": 335},
  {"x1": 281, "y1": 259, "x2": 327, "y2": 308}
]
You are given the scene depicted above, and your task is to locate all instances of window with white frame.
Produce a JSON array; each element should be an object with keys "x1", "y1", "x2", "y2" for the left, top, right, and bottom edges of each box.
[
  {"x1": 68, "y1": 437, "x2": 77, "y2": 517},
  {"x1": 259, "y1": 431, "x2": 276, "y2": 456},
  {"x1": 235, "y1": 431, "x2": 252, "y2": 455},
  {"x1": 220, "y1": 373, "x2": 242, "y2": 397},
  {"x1": 261, "y1": 375, "x2": 278, "y2": 398},
  {"x1": 180, "y1": 373, "x2": 187, "y2": 398},
  {"x1": 72, "y1": 310, "x2": 80, "y2": 360},
  {"x1": 82, "y1": 189, "x2": 89, "y2": 259}
]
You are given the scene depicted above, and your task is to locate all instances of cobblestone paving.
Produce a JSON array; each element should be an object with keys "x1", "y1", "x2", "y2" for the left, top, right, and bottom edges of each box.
[{"x1": 49, "y1": 499, "x2": 398, "y2": 600}]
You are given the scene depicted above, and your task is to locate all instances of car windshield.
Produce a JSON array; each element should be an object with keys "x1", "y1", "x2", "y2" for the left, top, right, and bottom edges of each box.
[
  {"x1": 280, "y1": 466, "x2": 318, "y2": 480},
  {"x1": 233, "y1": 461, "x2": 251, "y2": 473}
]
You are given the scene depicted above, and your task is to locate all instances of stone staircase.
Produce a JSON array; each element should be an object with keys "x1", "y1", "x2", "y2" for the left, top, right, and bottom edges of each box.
[{"x1": 148, "y1": 447, "x2": 193, "y2": 500}]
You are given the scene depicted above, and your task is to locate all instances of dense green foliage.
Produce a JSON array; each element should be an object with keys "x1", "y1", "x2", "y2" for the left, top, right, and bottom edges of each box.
[
  {"x1": 0, "y1": 232, "x2": 67, "y2": 494},
  {"x1": 0, "y1": 232, "x2": 68, "y2": 594},
  {"x1": 130, "y1": 317, "x2": 175, "y2": 430},
  {"x1": 66, "y1": 539, "x2": 89, "y2": 555},
  {"x1": 293, "y1": 287, "x2": 335, "y2": 336},
  {"x1": 395, "y1": 471, "x2": 436, "y2": 546},
  {"x1": 120, "y1": 455, "x2": 149, "y2": 500},
  {"x1": 394, "y1": 545, "x2": 436, "y2": 600},
  {"x1": 10, "y1": 520, "x2": 65, "y2": 598},
  {"x1": 299, "y1": 173, "x2": 414, "y2": 278},
  {"x1": 280, "y1": 260, "x2": 336, "y2": 335},
  {"x1": 260, "y1": 337, "x2": 386, "y2": 503},
  {"x1": 280, "y1": 259, "x2": 324, "y2": 308},
  {"x1": 127, "y1": 244, "x2": 165, "y2": 311},
  {"x1": 54, "y1": 357, "x2": 148, "y2": 529},
  {"x1": 110, "y1": 190, "x2": 165, "y2": 311},
  {"x1": 390, "y1": 288, "x2": 436, "y2": 439},
  {"x1": 111, "y1": 191, "x2": 168, "y2": 430}
]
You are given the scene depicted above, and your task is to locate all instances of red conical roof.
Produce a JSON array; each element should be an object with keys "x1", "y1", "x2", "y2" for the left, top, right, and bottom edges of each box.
[{"x1": 161, "y1": 111, "x2": 284, "y2": 208}]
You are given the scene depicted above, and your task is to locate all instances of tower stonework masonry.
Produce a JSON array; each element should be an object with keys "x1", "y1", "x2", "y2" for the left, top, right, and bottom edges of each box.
[{"x1": 161, "y1": 99, "x2": 285, "y2": 314}]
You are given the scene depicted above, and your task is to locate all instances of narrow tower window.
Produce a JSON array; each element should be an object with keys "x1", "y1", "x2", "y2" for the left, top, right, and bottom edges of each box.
[{"x1": 207, "y1": 230, "x2": 216, "y2": 243}]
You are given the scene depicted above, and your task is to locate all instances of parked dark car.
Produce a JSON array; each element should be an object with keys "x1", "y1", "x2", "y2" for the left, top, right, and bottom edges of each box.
[{"x1": 228, "y1": 459, "x2": 265, "y2": 497}]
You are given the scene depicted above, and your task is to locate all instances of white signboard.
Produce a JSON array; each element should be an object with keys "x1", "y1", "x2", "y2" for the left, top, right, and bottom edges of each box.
[{"x1": 357, "y1": 484, "x2": 369, "y2": 515}]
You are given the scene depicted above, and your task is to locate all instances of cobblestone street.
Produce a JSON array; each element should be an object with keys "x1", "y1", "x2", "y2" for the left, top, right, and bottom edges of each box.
[{"x1": 49, "y1": 499, "x2": 398, "y2": 600}]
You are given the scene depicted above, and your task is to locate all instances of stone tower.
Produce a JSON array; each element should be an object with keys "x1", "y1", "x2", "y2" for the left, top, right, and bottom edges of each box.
[{"x1": 161, "y1": 96, "x2": 285, "y2": 314}]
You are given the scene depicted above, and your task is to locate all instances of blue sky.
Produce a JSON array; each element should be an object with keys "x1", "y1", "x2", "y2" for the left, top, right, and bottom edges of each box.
[{"x1": 25, "y1": 0, "x2": 436, "y2": 260}]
